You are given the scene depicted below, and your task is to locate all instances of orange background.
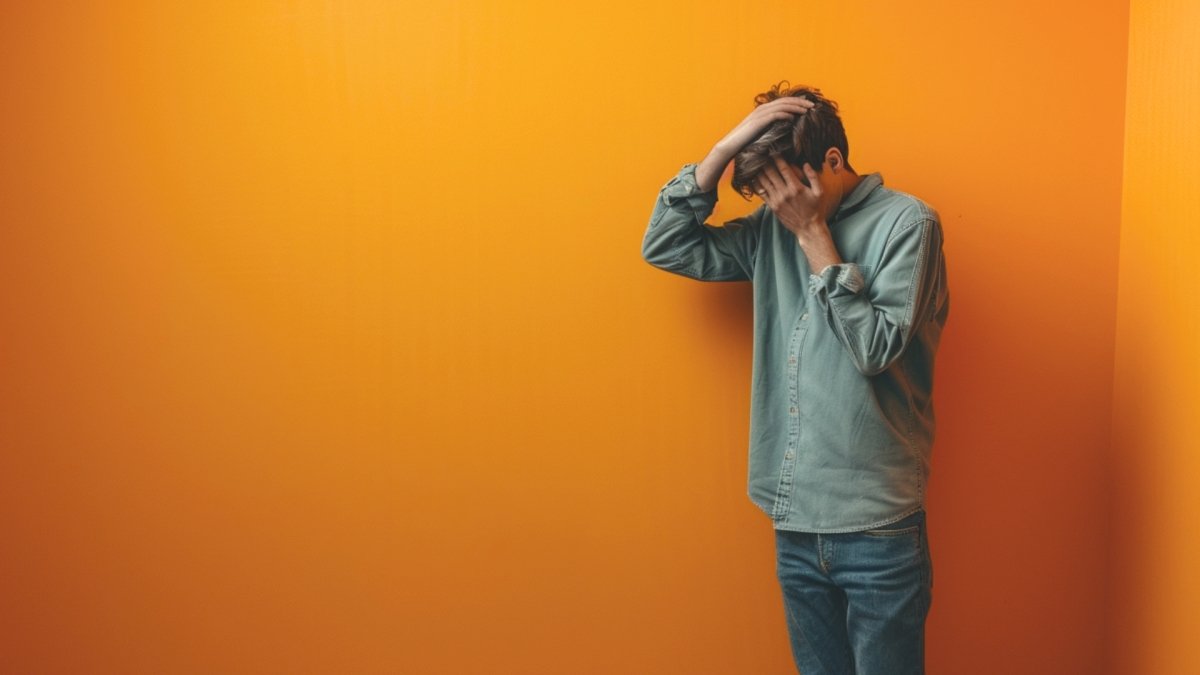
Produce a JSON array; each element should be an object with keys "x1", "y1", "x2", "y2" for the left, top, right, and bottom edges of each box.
[
  {"x1": 0, "y1": 1, "x2": 1188, "y2": 673},
  {"x1": 1109, "y1": 0, "x2": 1200, "y2": 673}
]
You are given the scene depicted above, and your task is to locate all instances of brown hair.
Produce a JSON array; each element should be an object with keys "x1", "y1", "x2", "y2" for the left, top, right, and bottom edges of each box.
[{"x1": 731, "y1": 81, "x2": 854, "y2": 201}]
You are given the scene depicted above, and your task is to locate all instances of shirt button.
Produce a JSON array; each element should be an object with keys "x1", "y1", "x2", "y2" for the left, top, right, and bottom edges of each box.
[
  {"x1": 785, "y1": 452, "x2": 794, "y2": 459},
  {"x1": 801, "y1": 313, "x2": 809, "y2": 321},
  {"x1": 788, "y1": 358, "x2": 796, "y2": 365},
  {"x1": 790, "y1": 407, "x2": 797, "y2": 414}
]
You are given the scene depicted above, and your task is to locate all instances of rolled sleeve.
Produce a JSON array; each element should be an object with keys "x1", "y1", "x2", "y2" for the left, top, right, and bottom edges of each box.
[
  {"x1": 808, "y1": 217, "x2": 944, "y2": 376},
  {"x1": 660, "y1": 163, "x2": 716, "y2": 210},
  {"x1": 809, "y1": 262, "x2": 867, "y2": 296}
]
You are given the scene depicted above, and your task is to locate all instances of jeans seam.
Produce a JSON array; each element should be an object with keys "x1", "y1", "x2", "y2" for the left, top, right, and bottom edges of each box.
[{"x1": 863, "y1": 525, "x2": 920, "y2": 537}]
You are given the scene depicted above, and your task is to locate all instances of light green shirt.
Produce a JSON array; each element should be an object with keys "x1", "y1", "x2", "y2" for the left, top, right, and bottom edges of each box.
[{"x1": 642, "y1": 163, "x2": 949, "y2": 532}]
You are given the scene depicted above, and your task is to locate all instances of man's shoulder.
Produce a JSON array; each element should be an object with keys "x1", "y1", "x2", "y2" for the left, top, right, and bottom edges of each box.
[
  {"x1": 872, "y1": 184, "x2": 940, "y2": 227},
  {"x1": 861, "y1": 184, "x2": 942, "y2": 251}
]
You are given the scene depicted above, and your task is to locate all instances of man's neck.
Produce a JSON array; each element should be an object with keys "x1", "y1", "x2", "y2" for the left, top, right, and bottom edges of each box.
[
  {"x1": 841, "y1": 171, "x2": 863, "y2": 199},
  {"x1": 831, "y1": 171, "x2": 863, "y2": 218}
]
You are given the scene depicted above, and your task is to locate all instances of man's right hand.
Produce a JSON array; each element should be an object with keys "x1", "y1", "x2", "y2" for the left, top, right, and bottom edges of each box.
[{"x1": 695, "y1": 96, "x2": 815, "y2": 192}]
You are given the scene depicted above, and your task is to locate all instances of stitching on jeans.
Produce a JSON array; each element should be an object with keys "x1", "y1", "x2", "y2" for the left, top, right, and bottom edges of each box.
[{"x1": 863, "y1": 525, "x2": 920, "y2": 537}]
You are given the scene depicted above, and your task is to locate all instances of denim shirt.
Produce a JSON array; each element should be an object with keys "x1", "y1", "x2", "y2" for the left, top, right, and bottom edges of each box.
[{"x1": 642, "y1": 163, "x2": 949, "y2": 533}]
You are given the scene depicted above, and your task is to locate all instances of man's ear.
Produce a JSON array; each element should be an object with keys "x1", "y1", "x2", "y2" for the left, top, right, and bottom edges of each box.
[{"x1": 825, "y1": 148, "x2": 844, "y2": 173}]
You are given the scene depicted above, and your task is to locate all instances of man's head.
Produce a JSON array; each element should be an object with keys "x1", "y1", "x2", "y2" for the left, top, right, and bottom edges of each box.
[{"x1": 732, "y1": 82, "x2": 855, "y2": 201}]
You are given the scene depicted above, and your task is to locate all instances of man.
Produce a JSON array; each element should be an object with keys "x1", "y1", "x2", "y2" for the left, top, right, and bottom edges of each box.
[{"x1": 640, "y1": 82, "x2": 949, "y2": 675}]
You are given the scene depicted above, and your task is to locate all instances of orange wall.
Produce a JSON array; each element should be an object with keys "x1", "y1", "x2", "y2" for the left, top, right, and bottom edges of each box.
[
  {"x1": 1109, "y1": 0, "x2": 1200, "y2": 672},
  {"x1": 0, "y1": 2, "x2": 1130, "y2": 673}
]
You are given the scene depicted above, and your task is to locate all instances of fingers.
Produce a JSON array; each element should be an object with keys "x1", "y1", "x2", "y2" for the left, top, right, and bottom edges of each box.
[
  {"x1": 773, "y1": 155, "x2": 798, "y2": 189},
  {"x1": 759, "y1": 163, "x2": 785, "y2": 195},
  {"x1": 752, "y1": 170, "x2": 778, "y2": 203},
  {"x1": 759, "y1": 96, "x2": 814, "y2": 123},
  {"x1": 765, "y1": 96, "x2": 816, "y2": 111},
  {"x1": 802, "y1": 163, "x2": 821, "y2": 196},
  {"x1": 756, "y1": 154, "x2": 817, "y2": 202}
]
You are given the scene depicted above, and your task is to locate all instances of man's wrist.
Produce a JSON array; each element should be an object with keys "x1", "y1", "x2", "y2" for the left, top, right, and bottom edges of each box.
[
  {"x1": 794, "y1": 225, "x2": 842, "y2": 272},
  {"x1": 791, "y1": 218, "x2": 830, "y2": 245},
  {"x1": 695, "y1": 146, "x2": 734, "y2": 193}
]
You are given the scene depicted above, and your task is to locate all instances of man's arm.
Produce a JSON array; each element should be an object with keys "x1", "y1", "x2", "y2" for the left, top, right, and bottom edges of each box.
[
  {"x1": 753, "y1": 156, "x2": 946, "y2": 375},
  {"x1": 693, "y1": 143, "x2": 733, "y2": 193},
  {"x1": 809, "y1": 214, "x2": 946, "y2": 376},
  {"x1": 641, "y1": 155, "x2": 764, "y2": 282},
  {"x1": 642, "y1": 97, "x2": 814, "y2": 281}
]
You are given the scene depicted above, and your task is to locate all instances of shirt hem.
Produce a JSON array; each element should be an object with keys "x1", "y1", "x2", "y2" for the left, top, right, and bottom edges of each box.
[{"x1": 766, "y1": 504, "x2": 925, "y2": 534}]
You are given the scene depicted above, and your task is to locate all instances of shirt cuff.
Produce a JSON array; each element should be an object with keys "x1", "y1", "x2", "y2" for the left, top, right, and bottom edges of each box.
[
  {"x1": 661, "y1": 162, "x2": 718, "y2": 211},
  {"x1": 809, "y1": 262, "x2": 866, "y2": 297}
]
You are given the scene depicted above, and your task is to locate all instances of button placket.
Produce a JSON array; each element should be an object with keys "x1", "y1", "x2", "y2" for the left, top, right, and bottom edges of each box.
[{"x1": 772, "y1": 310, "x2": 809, "y2": 521}]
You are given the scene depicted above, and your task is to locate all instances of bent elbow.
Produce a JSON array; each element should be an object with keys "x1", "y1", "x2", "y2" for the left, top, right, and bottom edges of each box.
[
  {"x1": 850, "y1": 354, "x2": 890, "y2": 377},
  {"x1": 851, "y1": 333, "x2": 909, "y2": 376},
  {"x1": 641, "y1": 242, "x2": 667, "y2": 269},
  {"x1": 641, "y1": 233, "x2": 677, "y2": 270}
]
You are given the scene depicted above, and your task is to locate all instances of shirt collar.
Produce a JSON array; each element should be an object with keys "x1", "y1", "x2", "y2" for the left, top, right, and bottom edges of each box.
[{"x1": 835, "y1": 172, "x2": 883, "y2": 216}]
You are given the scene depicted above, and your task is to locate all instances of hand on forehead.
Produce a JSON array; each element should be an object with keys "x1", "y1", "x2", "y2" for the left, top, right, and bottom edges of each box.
[{"x1": 753, "y1": 155, "x2": 815, "y2": 195}]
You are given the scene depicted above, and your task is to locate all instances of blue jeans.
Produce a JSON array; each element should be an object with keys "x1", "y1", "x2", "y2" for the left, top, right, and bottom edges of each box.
[{"x1": 774, "y1": 509, "x2": 932, "y2": 675}]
